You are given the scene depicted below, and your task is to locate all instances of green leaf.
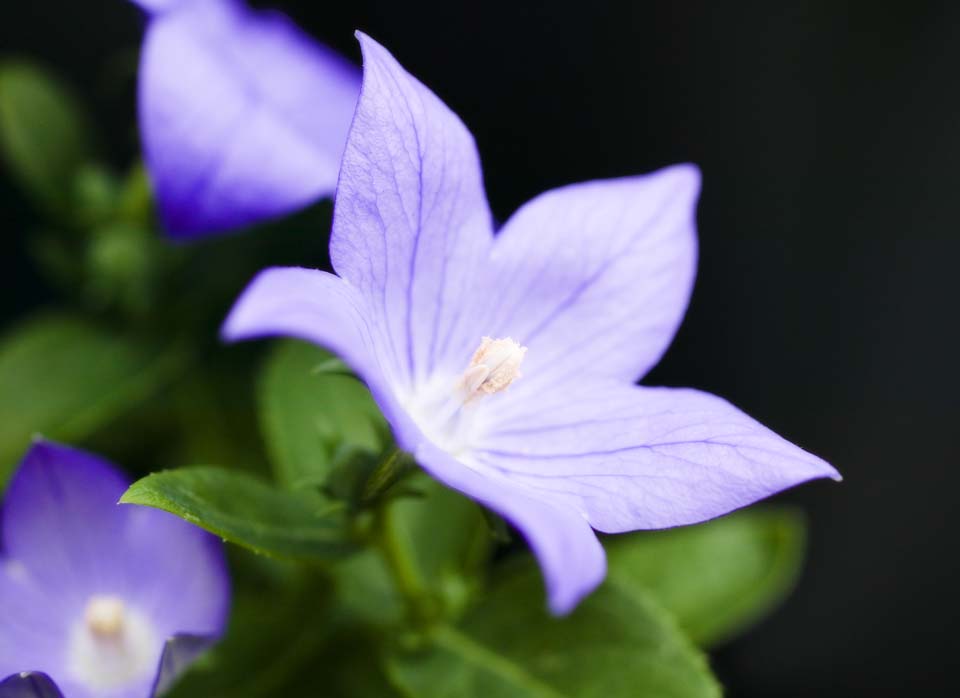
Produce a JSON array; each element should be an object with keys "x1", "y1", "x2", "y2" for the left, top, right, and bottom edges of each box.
[
  {"x1": 121, "y1": 466, "x2": 357, "y2": 559},
  {"x1": 0, "y1": 313, "x2": 184, "y2": 487},
  {"x1": 386, "y1": 564, "x2": 721, "y2": 698},
  {"x1": 607, "y1": 508, "x2": 807, "y2": 646},
  {"x1": 0, "y1": 60, "x2": 93, "y2": 213},
  {"x1": 258, "y1": 340, "x2": 387, "y2": 489}
]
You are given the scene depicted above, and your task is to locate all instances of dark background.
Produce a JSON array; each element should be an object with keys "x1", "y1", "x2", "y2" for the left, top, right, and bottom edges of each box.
[{"x1": 1, "y1": 1, "x2": 957, "y2": 696}]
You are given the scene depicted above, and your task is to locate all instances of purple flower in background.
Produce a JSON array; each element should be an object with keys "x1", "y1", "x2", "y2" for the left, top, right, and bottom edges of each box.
[
  {"x1": 224, "y1": 33, "x2": 840, "y2": 614},
  {"x1": 130, "y1": 0, "x2": 360, "y2": 238},
  {"x1": 0, "y1": 441, "x2": 229, "y2": 698}
]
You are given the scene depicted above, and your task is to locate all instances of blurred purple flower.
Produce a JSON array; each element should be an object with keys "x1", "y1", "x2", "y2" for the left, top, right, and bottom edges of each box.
[
  {"x1": 223, "y1": 33, "x2": 840, "y2": 614},
  {"x1": 130, "y1": 0, "x2": 360, "y2": 238},
  {"x1": 0, "y1": 441, "x2": 229, "y2": 698}
]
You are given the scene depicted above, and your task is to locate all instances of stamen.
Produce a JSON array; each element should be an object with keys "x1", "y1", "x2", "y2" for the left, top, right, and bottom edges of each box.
[
  {"x1": 460, "y1": 337, "x2": 527, "y2": 401},
  {"x1": 84, "y1": 596, "x2": 126, "y2": 640}
]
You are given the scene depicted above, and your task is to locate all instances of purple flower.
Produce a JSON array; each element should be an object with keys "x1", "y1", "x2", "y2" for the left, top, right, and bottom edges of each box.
[
  {"x1": 0, "y1": 441, "x2": 229, "y2": 697},
  {"x1": 131, "y1": 0, "x2": 360, "y2": 238},
  {"x1": 223, "y1": 33, "x2": 841, "y2": 615}
]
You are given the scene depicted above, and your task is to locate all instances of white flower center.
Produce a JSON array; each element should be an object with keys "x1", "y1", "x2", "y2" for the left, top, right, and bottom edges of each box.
[
  {"x1": 67, "y1": 595, "x2": 158, "y2": 691},
  {"x1": 404, "y1": 337, "x2": 527, "y2": 456}
]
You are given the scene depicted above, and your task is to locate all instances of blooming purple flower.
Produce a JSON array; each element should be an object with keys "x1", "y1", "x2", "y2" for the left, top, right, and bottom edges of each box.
[
  {"x1": 131, "y1": 0, "x2": 360, "y2": 238},
  {"x1": 0, "y1": 441, "x2": 229, "y2": 698},
  {"x1": 223, "y1": 33, "x2": 841, "y2": 615}
]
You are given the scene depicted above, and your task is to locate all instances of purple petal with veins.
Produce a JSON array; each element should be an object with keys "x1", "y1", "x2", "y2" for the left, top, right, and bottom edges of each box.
[{"x1": 134, "y1": 0, "x2": 360, "y2": 238}]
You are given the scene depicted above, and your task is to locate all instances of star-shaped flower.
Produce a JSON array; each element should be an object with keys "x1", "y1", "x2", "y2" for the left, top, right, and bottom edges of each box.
[
  {"x1": 131, "y1": 0, "x2": 360, "y2": 238},
  {"x1": 224, "y1": 33, "x2": 840, "y2": 614},
  {"x1": 0, "y1": 441, "x2": 229, "y2": 697}
]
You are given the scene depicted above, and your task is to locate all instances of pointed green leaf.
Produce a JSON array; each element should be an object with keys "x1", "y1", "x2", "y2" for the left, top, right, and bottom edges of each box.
[
  {"x1": 607, "y1": 508, "x2": 807, "y2": 646},
  {"x1": 0, "y1": 60, "x2": 93, "y2": 213},
  {"x1": 258, "y1": 340, "x2": 387, "y2": 489},
  {"x1": 0, "y1": 313, "x2": 184, "y2": 487},
  {"x1": 121, "y1": 467, "x2": 356, "y2": 559},
  {"x1": 387, "y1": 563, "x2": 721, "y2": 698}
]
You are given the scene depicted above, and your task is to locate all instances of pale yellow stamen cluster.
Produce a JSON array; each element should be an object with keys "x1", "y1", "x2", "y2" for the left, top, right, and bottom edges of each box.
[
  {"x1": 459, "y1": 337, "x2": 527, "y2": 401},
  {"x1": 84, "y1": 595, "x2": 127, "y2": 640}
]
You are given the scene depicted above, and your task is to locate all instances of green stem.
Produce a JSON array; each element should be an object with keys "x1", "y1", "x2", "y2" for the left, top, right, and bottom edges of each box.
[{"x1": 376, "y1": 500, "x2": 426, "y2": 615}]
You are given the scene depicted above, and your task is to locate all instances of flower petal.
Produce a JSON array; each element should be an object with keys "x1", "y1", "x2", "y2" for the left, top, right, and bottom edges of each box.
[
  {"x1": 330, "y1": 33, "x2": 494, "y2": 389},
  {"x1": 118, "y1": 507, "x2": 230, "y2": 642},
  {"x1": 150, "y1": 635, "x2": 218, "y2": 696},
  {"x1": 222, "y1": 266, "x2": 423, "y2": 449},
  {"x1": 138, "y1": 0, "x2": 360, "y2": 237},
  {"x1": 129, "y1": 0, "x2": 182, "y2": 14},
  {"x1": 415, "y1": 441, "x2": 605, "y2": 615},
  {"x1": 0, "y1": 673, "x2": 63, "y2": 698},
  {"x1": 2, "y1": 441, "x2": 129, "y2": 594},
  {"x1": 0, "y1": 565, "x2": 68, "y2": 685},
  {"x1": 475, "y1": 382, "x2": 840, "y2": 532},
  {"x1": 476, "y1": 166, "x2": 699, "y2": 392}
]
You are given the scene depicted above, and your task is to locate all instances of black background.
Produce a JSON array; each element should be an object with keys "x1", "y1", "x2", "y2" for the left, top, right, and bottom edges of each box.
[{"x1": 1, "y1": 1, "x2": 957, "y2": 696}]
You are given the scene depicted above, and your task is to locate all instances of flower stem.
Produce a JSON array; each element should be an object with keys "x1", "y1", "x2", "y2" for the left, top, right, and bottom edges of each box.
[{"x1": 375, "y1": 499, "x2": 431, "y2": 624}]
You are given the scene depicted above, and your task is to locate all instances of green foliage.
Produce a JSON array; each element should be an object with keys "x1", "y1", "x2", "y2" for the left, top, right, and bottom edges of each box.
[
  {"x1": 121, "y1": 466, "x2": 356, "y2": 559},
  {"x1": 0, "y1": 60, "x2": 93, "y2": 214},
  {"x1": 385, "y1": 475, "x2": 493, "y2": 620},
  {"x1": 166, "y1": 561, "x2": 360, "y2": 698},
  {"x1": 315, "y1": 628, "x2": 403, "y2": 697},
  {"x1": 0, "y1": 313, "x2": 184, "y2": 486},
  {"x1": 333, "y1": 548, "x2": 407, "y2": 629},
  {"x1": 607, "y1": 508, "x2": 806, "y2": 646},
  {"x1": 335, "y1": 475, "x2": 493, "y2": 628},
  {"x1": 258, "y1": 340, "x2": 387, "y2": 489},
  {"x1": 386, "y1": 561, "x2": 721, "y2": 698}
]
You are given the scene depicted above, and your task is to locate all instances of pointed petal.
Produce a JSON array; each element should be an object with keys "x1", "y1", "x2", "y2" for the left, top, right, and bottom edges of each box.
[
  {"x1": 223, "y1": 267, "x2": 376, "y2": 375},
  {"x1": 222, "y1": 266, "x2": 423, "y2": 449},
  {"x1": 0, "y1": 673, "x2": 63, "y2": 698},
  {"x1": 150, "y1": 635, "x2": 217, "y2": 697},
  {"x1": 2, "y1": 441, "x2": 129, "y2": 594},
  {"x1": 476, "y1": 166, "x2": 699, "y2": 392},
  {"x1": 476, "y1": 382, "x2": 840, "y2": 533},
  {"x1": 415, "y1": 442, "x2": 605, "y2": 615},
  {"x1": 138, "y1": 0, "x2": 360, "y2": 237},
  {"x1": 330, "y1": 33, "x2": 494, "y2": 388},
  {"x1": 129, "y1": 0, "x2": 183, "y2": 14}
]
